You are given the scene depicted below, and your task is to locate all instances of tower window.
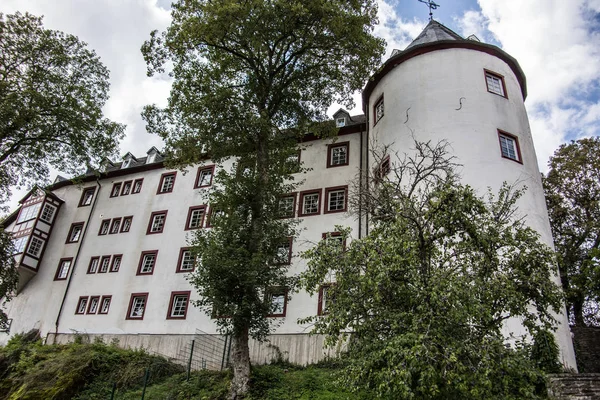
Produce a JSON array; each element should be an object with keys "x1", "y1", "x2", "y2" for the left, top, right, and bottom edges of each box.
[
  {"x1": 498, "y1": 131, "x2": 522, "y2": 163},
  {"x1": 374, "y1": 95, "x2": 384, "y2": 125},
  {"x1": 485, "y1": 70, "x2": 507, "y2": 98},
  {"x1": 277, "y1": 194, "x2": 296, "y2": 218}
]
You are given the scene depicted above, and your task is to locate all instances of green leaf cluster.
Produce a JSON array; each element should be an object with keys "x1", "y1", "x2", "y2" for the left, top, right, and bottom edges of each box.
[{"x1": 302, "y1": 141, "x2": 563, "y2": 399}]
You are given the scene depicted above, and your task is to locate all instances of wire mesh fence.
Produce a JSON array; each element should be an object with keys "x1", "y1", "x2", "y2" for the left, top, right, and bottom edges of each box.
[{"x1": 175, "y1": 329, "x2": 232, "y2": 372}]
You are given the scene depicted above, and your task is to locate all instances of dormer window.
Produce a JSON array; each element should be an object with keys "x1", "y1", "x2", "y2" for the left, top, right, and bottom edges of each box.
[
  {"x1": 336, "y1": 117, "x2": 346, "y2": 128},
  {"x1": 122, "y1": 159, "x2": 131, "y2": 169},
  {"x1": 147, "y1": 153, "x2": 156, "y2": 164}
]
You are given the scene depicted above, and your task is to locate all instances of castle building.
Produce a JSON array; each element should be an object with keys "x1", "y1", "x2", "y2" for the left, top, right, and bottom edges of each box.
[{"x1": 1, "y1": 20, "x2": 577, "y2": 368}]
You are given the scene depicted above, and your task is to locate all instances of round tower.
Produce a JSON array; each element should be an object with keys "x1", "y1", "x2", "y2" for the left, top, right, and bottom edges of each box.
[{"x1": 363, "y1": 20, "x2": 577, "y2": 368}]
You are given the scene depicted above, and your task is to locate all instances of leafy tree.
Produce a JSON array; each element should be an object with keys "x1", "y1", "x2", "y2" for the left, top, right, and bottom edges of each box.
[
  {"x1": 141, "y1": 0, "x2": 384, "y2": 397},
  {"x1": 543, "y1": 137, "x2": 600, "y2": 326},
  {"x1": 301, "y1": 141, "x2": 563, "y2": 399},
  {"x1": 0, "y1": 12, "x2": 123, "y2": 330},
  {"x1": 0, "y1": 11, "x2": 125, "y2": 204}
]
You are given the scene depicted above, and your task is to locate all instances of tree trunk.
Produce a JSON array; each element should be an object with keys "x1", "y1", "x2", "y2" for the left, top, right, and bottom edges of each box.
[
  {"x1": 229, "y1": 328, "x2": 251, "y2": 399},
  {"x1": 573, "y1": 297, "x2": 586, "y2": 327}
]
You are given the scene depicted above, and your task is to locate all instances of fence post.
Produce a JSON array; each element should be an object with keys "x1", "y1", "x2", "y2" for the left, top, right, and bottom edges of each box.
[
  {"x1": 220, "y1": 335, "x2": 229, "y2": 371},
  {"x1": 141, "y1": 367, "x2": 150, "y2": 400},
  {"x1": 110, "y1": 382, "x2": 116, "y2": 400},
  {"x1": 226, "y1": 335, "x2": 232, "y2": 368},
  {"x1": 187, "y1": 339, "x2": 195, "y2": 381}
]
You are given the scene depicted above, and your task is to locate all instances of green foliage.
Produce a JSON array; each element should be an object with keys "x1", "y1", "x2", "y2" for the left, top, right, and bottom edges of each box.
[
  {"x1": 0, "y1": 336, "x2": 183, "y2": 399},
  {"x1": 531, "y1": 330, "x2": 562, "y2": 373},
  {"x1": 301, "y1": 141, "x2": 562, "y2": 399},
  {"x1": 0, "y1": 228, "x2": 17, "y2": 331},
  {"x1": 543, "y1": 137, "x2": 600, "y2": 326},
  {"x1": 0, "y1": 11, "x2": 125, "y2": 203}
]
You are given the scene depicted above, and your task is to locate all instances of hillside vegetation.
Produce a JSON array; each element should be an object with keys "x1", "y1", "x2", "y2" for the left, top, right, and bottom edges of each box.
[{"x1": 0, "y1": 331, "x2": 364, "y2": 399}]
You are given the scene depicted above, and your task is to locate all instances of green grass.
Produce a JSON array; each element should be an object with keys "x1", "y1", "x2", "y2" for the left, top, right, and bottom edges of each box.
[{"x1": 0, "y1": 331, "x2": 367, "y2": 399}]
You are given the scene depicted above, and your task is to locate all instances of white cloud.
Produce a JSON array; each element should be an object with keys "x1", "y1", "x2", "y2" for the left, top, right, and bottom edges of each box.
[
  {"x1": 375, "y1": 0, "x2": 426, "y2": 58},
  {"x1": 455, "y1": 10, "x2": 490, "y2": 42},
  {"x1": 456, "y1": 1, "x2": 600, "y2": 171}
]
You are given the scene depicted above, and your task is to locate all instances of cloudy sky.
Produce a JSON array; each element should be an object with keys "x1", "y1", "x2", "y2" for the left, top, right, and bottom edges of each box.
[{"x1": 3, "y1": 0, "x2": 600, "y2": 207}]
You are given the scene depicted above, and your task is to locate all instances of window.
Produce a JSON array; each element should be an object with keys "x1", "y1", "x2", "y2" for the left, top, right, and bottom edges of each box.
[
  {"x1": 325, "y1": 186, "x2": 348, "y2": 214},
  {"x1": 110, "y1": 183, "x2": 122, "y2": 198},
  {"x1": 66, "y1": 223, "x2": 84, "y2": 243},
  {"x1": 12, "y1": 237, "x2": 27, "y2": 254},
  {"x1": 177, "y1": 248, "x2": 196, "y2": 273},
  {"x1": 110, "y1": 255, "x2": 122, "y2": 272},
  {"x1": 374, "y1": 95, "x2": 384, "y2": 125},
  {"x1": 277, "y1": 194, "x2": 296, "y2": 218},
  {"x1": 99, "y1": 296, "x2": 112, "y2": 314},
  {"x1": 485, "y1": 69, "x2": 507, "y2": 97},
  {"x1": 336, "y1": 117, "x2": 346, "y2": 127},
  {"x1": 87, "y1": 257, "x2": 99, "y2": 274},
  {"x1": 327, "y1": 142, "x2": 349, "y2": 168},
  {"x1": 299, "y1": 189, "x2": 321, "y2": 217},
  {"x1": 286, "y1": 151, "x2": 301, "y2": 173},
  {"x1": 122, "y1": 159, "x2": 131, "y2": 169},
  {"x1": 121, "y1": 216, "x2": 133, "y2": 233},
  {"x1": 99, "y1": 256, "x2": 111, "y2": 273},
  {"x1": 54, "y1": 258, "x2": 72, "y2": 281},
  {"x1": 267, "y1": 288, "x2": 287, "y2": 317},
  {"x1": 121, "y1": 181, "x2": 132, "y2": 195},
  {"x1": 40, "y1": 203, "x2": 57, "y2": 223},
  {"x1": 127, "y1": 293, "x2": 148, "y2": 320},
  {"x1": 207, "y1": 206, "x2": 225, "y2": 227},
  {"x1": 186, "y1": 206, "x2": 207, "y2": 230},
  {"x1": 87, "y1": 296, "x2": 100, "y2": 314},
  {"x1": 147, "y1": 211, "x2": 167, "y2": 234},
  {"x1": 158, "y1": 172, "x2": 176, "y2": 194},
  {"x1": 498, "y1": 131, "x2": 522, "y2": 163},
  {"x1": 195, "y1": 165, "x2": 215, "y2": 188},
  {"x1": 109, "y1": 218, "x2": 121, "y2": 234},
  {"x1": 76, "y1": 297, "x2": 88, "y2": 315},
  {"x1": 27, "y1": 236, "x2": 44, "y2": 257},
  {"x1": 147, "y1": 153, "x2": 156, "y2": 164},
  {"x1": 99, "y1": 219, "x2": 110, "y2": 235},
  {"x1": 318, "y1": 284, "x2": 335, "y2": 316},
  {"x1": 322, "y1": 232, "x2": 345, "y2": 249},
  {"x1": 79, "y1": 187, "x2": 96, "y2": 207},
  {"x1": 274, "y1": 238, "x2": 292, "y2": 265},
  {"x1": 132, "y1": 179, "x2": 143, "y2": 194},
  {"x1": 375, "y1": 155, "x2": 391, "y2": 181},
  {"x1": 167, "y1": 291, "x2": 191, "y2": 319},
  {"x1": 137, "y1": 250, "x2": 158, "y2": 275},
  {"x1": 17, "y1": 203, "x2": 41, "y2": 223}
]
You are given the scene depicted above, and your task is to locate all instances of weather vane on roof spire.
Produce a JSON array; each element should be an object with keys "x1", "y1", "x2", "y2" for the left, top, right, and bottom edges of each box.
[{"x1": 417, "y1": 0, "x2": 440, "y2": 21}]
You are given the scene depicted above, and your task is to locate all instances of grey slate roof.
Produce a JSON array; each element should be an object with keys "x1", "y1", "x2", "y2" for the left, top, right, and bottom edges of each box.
[{"x1": 405, "y1": 19, "x2": 464, "y2": 50}]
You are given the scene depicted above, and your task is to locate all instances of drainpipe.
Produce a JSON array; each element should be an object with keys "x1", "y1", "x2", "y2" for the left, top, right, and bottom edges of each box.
[
  {"x1": 365, "y1": 113, "x2": 370, "y2": 236},
  {"x1": 358, "y1": 126, "x2": 363, "y2": 240},
  {"x1": 53, "y1": 179, "x2": 102, "y2": 343}
]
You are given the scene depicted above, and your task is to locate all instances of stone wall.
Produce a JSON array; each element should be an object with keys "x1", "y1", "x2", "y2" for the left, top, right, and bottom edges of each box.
[
  {"x1": 572, "y1": 327, "x2": 600, "y2": 373},
  {"x1": 548, "y1": 374, "x2": 600, "y2": 400}
]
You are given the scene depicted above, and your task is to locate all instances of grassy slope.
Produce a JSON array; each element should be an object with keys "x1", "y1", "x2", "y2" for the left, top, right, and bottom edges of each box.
[{"x1": 0, "y1": 332, "x2": 365, "y2": 400}]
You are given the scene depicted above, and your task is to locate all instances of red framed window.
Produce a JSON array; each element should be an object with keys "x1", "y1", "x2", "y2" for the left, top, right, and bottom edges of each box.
[
  {"x1": 167, "y1": 291, "x2": 191, "y2": 319},
  {"x1": 484, "y1": 69, "x2": 507, "y2": 98},
  {"x1": 318, "y1": 284, "x2": 335, "y2": 316},
  {"x1": 324, "y1": 186, "x2": 348, "y2": 214},
  {"x1": 498, "y1": 130, "x2": 522, "y2": 164},
  {"x1": 322, "y1": 232, "x2": 346, "y2": 249},
  {"x1": 98, "y1": 219, "x2": 110, "y2": 235},
  {"x1": 195, "y1": 165, "x2": 215, "y2": 188},
  {"x1": 99, "y1": 296, "x2": 112, "y2": 314},
  {"x1": 132, "y1": 178, "x2": 143, "y2": 194},
  {"x1": 299, "y1": 189, "x2": 322, "y2": 217},
  {"x1": 274, "y1": 237, "x2": 293, "y2": 265},
  {"x1": 87, "y1": 257, "x2": 99, "y2": 274},
  {"x1": 177, "y1": 248, "x2": 196, "y2": 273},
  {"x1": 373, "y1": 94, "x2": 384, "y2": 125},
  {"x1": 185, "y1": 206, "x2": 207, "y2": 230},
  {"x1": 76, "y1": 297, "x2": 88, "y2": 315},
  {"x1": 79, "y1": 187, "x2": 96, "y2": 207},
  {"x1": 121, "y1": 180, "x2": 133, "y2": 195},
  {"x1": 66, "y1": 222, "x2": 84, "y2": 243},
  {"x1": 277, "y1": 193, "x2": 297, "y2": 218},
  {"x1": 54, "y1": 258, "x2": 73, "y2": 281},
  {"x1": 375, "y1": 155, "x2": 391, "y2": 181},
  {"x1": 87, "y1": 296, "x2": 100, "y2": 314},
  {"x1": 109, "y1": 218, "x2": 121, "y2": 234},
  {"x1": 147, "y1": 211, "x2": 168, "y2": 234},
  {"x1": 137, "y1": 250, "x2": 158, "y2": 275},
  {"x1": 327, "y1": 142, "x2": 349, "y2": 168},
  {"x1": 110, "y1": 183, "x2": 122, "y2": 198},
  {"x1": 266, "y1": 287, "x2": 288, "y2": 317},
  {"x1": 110, "y1": 254, "x2": 122, "y2": 272},
  {"x1": 206, "y1": 206, "x2": 225, "y2": 227},
  {"x1": 121, "y1": 216, "x2": 133, "y2": 233},
  {"x1": 99, "y1": 256, "x2": 111, "y2": 273},
  {"x1": 157, "y1": 172, "x2": 176, "y2": 194},
  {"x1": 126, "y1": 293, "x2": 149, "y2": 320}
]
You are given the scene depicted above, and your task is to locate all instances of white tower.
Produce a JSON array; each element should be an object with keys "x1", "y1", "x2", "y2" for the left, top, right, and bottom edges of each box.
[{"x1": 363, "y1": 20, "x2": 577, "y2": 368}]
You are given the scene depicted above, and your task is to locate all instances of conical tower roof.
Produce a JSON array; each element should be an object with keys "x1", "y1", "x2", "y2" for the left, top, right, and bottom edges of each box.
[{"x1": 405, "y1": 19, "x2": 464, "y2": 50}]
